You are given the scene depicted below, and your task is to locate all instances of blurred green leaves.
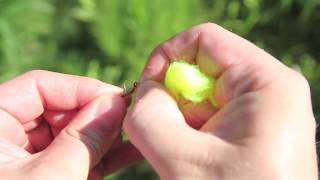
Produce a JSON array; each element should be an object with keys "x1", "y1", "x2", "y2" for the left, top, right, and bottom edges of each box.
[
  {"x1": 0, "y1": 0, "x2": 319, "y2": 179},
  {"x1": 0, "y1": 0, "x2": 54, "y2": 79},
  {"x1": 83, "y1": 0, "x2": 203, "y2": 83}
]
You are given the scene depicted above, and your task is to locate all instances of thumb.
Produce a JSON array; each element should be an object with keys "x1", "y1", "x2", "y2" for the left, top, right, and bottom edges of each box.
[
  {"x1": 41, "y1": 95, "x2": 126, "y2": 178},
  {"x1": 124, "y1": 81, "x2": 198, "y2": 172}
]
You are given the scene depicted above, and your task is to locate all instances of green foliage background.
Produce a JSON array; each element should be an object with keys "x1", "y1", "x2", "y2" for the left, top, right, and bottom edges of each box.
[{"x1": 0, "y1": 0, "x2": 319, "y2": 179}]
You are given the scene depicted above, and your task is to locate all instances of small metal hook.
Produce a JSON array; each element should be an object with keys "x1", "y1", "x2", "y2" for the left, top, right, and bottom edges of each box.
[{"x1": 122, "y1": 81, "x2": 139, "y2": 97}]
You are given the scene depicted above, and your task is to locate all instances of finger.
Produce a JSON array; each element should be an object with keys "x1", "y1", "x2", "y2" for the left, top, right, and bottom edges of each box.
[
  {"x1": 0, "y1": 71, "x2": 124, "y2": 150},
  {"x1": 27, "y1": 120, "x2": 53, "y2": 152},
  {"x1": 44, "y1": 110, "x2": 78, "y2": 138},
  {"x1": 124, "y1": 80, "x2": 217, "y2": 175},
  {"x1": 124, "y1": 80, "x2": 190, "y2": 142},
  {"x1": 39, "y1": 95, "x2": 126, "y2": 178},
  {"x1": 0, "y1": 109, "x2": 27, "y2": 147},
  {"x1": 141, "y1": 23, "x2": 285, "y2": 106},
  {"x1": 142, "y1": 22, "x2": 280, "y2": 81},
  {"x1": 0, "y1": 70, "x2": 123, "y2": 126},
  {"x1": 140, "y1": 30, "x2": 199, "y2": 82},
  {"x1": 87, "y1": 141, "x2": 143, "y2": 180},
  {"x1": 178, "y1": 99, "x2": 218, "y2": 129},
  {"x1": 0, "y1": 138, "x2": 30, "y2": 162},
  {"x1": 99, "y1": 141, "x2": 143, "y2": 176},
  {"x1": 44, "y1": 110, "x2": 77, "y2": 130}
]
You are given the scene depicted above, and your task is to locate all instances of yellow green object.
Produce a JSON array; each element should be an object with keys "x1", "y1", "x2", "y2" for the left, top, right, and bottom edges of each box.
[{"x1": 164, "y1": 61, "x2": 216, "y2": 105}]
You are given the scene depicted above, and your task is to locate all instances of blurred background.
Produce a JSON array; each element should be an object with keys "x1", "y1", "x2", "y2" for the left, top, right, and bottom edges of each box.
[{"x1": 0, "y1": 0, "x2": 319, "y2": 179}]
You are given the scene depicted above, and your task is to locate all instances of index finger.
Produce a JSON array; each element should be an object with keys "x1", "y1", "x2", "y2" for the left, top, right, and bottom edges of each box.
[
  {"x1": 0, "y1": 70, "x2": 123, "y2": 125},
  {"x1": 141, "y1": 23, "x2": 283, "y2": 105},
  {"x1": 142, "y1": 23, "x2": 280, "y2": 81}
]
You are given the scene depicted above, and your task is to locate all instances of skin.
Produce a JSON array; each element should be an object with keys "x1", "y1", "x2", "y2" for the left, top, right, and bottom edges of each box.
[
  {"x1": 0, "y1": 70, "x2": 142, "y2": 180},
  {"x1": 124, "y1": 23, "x2": 318, "y2": 179},
  {"x1": 0, "y1": 23, "x2": 317, "y2": 180}
]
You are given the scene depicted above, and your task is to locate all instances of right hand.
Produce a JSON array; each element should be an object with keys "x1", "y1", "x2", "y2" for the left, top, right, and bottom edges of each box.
[{"x1": 124, "y1": 23, "x2": 318, "y2": 179}]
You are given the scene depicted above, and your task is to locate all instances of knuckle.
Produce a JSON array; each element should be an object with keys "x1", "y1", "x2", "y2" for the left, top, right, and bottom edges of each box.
[
  {"x1": 24, "y1": 69, "x2": 47, "y2": 77},
  {"x1": 198, "y1": 22, "x2": 220, "y2": 31},
  {"x1": 290, "y1": 69, "x2": 310, "y2": 91},
  {"x1": 194, "y1": 22, "x2": 222, "y2": 37}
]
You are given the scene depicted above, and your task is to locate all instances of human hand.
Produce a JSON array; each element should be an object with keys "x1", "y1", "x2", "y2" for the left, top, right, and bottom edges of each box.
[
  {"x1": 0, "y1": 70, "x2": 142, "y2": 180},
  {"x1": 124, "y1": 23, "x2": 318, "y2": 179}
]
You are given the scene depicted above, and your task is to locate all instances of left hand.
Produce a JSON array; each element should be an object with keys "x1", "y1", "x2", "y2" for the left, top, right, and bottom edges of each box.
[{"x1": 0, "y1": 70, "x2": 142, "y2": 180}]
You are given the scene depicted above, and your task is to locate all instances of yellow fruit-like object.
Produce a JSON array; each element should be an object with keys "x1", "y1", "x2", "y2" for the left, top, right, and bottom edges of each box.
[{"x1": 164, "y1": 61, "x2": 215, "y2": 105}]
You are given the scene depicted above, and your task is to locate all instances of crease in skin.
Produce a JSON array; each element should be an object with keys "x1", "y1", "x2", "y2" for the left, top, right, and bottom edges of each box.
[
  {"x1": 33, "y1": 74, "x2": 47, "y2": 111},
  {"x1": 75, "y1": 80, "x2": 82, "y2": 110},
  {"x1": 21, "y1": 139, "x2": 34, "y2": 153},
  {"x1": 0, "y1": 109, "x2": 28, "y2": 147},
  {"x1": 0, "y1": 72, "x2": 44, "y2": 127},
  {"x1": 159, "y1": 44, "x2": 172, "y2": 63},
  {"x1": 158, "y1": 27, "x2": 263, "y2": 107},
  {"x1": 196, "y1": 34, "x2": 228, "y2": 78},
  {"x1": 197, "y1": 28, "x2": 242, "y2": 77},
  {"x1": 158, "y1": 29, "x2": 200, "y2": 65},
  {"x1": 0, "y1": 110, "x2": 37, "y2": 153},
  {"x1": 22, "y1": 117, "x2": 43, "y2": 133},
  {"x1": 0, "y1": 106, "x2": 29, "y2": 130},
  {"x1": 0, "y1": 154, "x2": 17, "y2": 162},
  {"x1": 142, "y1": 47, "x2": 170, "y2": 82},
  {"x1": 0, "y1": 138, "x2": 29, "y2": 158}
]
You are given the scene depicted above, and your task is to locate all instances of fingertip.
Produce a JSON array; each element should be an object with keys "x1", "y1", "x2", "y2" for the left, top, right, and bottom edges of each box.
[
  {"x1": 179, "y1": 100, "x2": 218, "y2": 129},
  {"x1": 124, "y1": 80, "x2": 187, "y2": 137},
  {"x1": 141, "y1": 47, "x2": 170, "y2": 82}
]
